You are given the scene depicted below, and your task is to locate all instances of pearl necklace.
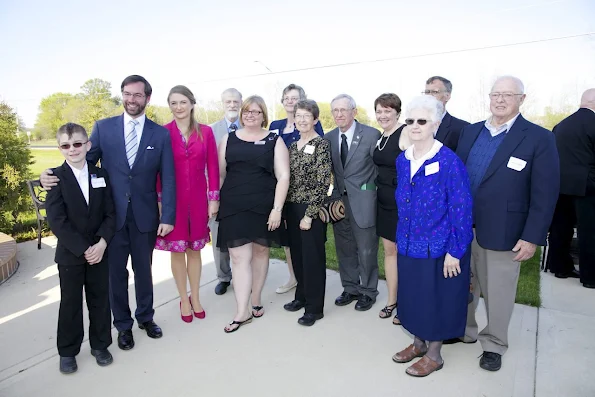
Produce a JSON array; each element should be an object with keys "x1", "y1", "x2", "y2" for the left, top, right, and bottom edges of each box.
[{"x1": 377, "y1": 131, "x2": 392, "y2": 151}]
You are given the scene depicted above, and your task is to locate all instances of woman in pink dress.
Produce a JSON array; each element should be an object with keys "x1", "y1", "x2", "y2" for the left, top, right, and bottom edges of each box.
[{"x1": 156, "y1": 85, "x2": 220, "y2": 323}]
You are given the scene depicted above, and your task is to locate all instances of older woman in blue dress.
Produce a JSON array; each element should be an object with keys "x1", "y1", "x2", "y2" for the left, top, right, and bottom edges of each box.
[{"x1": 391, "y1": 95, "x2": 473, "y2": 377}]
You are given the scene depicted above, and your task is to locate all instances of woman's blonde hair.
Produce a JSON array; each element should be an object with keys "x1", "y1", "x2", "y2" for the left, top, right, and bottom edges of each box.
[
  {"x1": 240, "y1": 95, "x2": 269, "y2": 128},
  {"x1": 168, "y1": 85, "x2": 201, "y2": 140}
]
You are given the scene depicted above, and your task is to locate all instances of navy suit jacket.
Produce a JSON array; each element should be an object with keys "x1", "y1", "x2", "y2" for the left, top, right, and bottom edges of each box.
[
  {"x1": 456, "y1": 115, "x2": 559, "y2": 251},
  {"x1": 87, "y1": 114, "x2": 176, "y2": 232},
  {"x1": 435, "y1": 112, "x2": 469, "y2": 152}
]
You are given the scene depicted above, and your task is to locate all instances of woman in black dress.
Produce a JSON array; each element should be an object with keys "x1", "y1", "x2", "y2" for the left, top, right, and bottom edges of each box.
[
  {"x1": 217, "y1": 96, "x2": 290, "y2": 333},
  {"x1": 372, "y1": 93, "x2": 408, "y2": 324}
]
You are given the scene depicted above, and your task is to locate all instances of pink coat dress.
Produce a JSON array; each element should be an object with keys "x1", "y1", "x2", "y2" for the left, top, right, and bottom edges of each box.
[{"x1": 155, "y1": 121, "x2": 220, "y2": 252}]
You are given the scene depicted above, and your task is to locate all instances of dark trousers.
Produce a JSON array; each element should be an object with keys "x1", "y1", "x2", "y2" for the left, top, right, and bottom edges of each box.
[
  {"x1": 57, "y1": 260, "x2": 111, "y2": 357},
  {"x1": 108, "y1": 204, "x2": 158, "y2": 331},
  {"x1": 548, "y1": 194, "x2": 595, "y2": 283},
  {"x1": 286, "y1": 203, "x2": 327, "y2": 314}
]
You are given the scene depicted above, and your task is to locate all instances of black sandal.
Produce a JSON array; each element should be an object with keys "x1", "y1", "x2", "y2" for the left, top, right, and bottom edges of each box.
[
  {"x1": 224, "y1": 316, "x2": 253, "y2": 333},
  {"x1": 393, "y1": 313, "x2": 401, "y2": 325},
  {"x1": 379, "y1": 303, "x2": 397, "y2": 319},
  {"x1": 252, "y1": 306, "x2": 264, "y2": 318}
]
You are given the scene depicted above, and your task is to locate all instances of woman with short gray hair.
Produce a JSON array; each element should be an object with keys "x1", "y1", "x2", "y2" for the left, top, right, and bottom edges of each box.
[{"x1": 391, "y1": 95, "x2": 473, "y2": 377}]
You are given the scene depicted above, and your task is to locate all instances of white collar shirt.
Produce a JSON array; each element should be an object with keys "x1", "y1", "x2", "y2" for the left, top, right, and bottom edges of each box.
[
  {"x1": 485, "y1": 112, "x2": 520, "y2": 137},
  {"x1": 339, "y1": 121, "x2": 357, "y2": 153},
  {"x1": 66, "y1": 161, "x2": 89, "y2": 205},
  {"x1": 404, "y1": 140, "x2": 443, "y2": 181},
  {"x1": 123, "y1": 113, "x2": 146, "y2": 145}
]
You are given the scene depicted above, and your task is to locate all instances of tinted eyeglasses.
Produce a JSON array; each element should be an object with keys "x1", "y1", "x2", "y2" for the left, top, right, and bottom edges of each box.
[
  {"x1": 404, "y1": 119, "x2": 428, "y2": 126},
  {"x1": 59, "y1": 141, "x2": 88, "y2": 150}
]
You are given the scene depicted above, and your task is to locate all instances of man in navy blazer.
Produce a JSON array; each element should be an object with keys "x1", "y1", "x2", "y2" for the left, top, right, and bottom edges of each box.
[
  {"x1": 454, "y1": 76, "x2": 559, "y2": 372},
  {"x1": 424, "y1": 76, "x2": 469, "y2": 152},
  {"x1": 41, "y1": 75, "x2": 176, "y2": 351}
]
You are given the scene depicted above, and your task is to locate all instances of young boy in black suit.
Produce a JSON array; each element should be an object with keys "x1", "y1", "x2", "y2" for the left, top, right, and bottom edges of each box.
[{"x1": 46, "y1": 123, "x2": 115, "y2": 374}]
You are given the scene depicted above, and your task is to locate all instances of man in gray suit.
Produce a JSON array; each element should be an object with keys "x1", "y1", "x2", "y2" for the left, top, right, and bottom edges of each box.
[
  {"x1": 209, "y1": 88, "x2": 242, "y2": 295},
  {"x1": 324, "y1": 94, "x2": 380, "y2": 311}
]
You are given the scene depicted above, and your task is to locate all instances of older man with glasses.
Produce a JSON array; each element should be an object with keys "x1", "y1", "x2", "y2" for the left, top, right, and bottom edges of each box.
[
  {"x1": 423, "y1": 76, "x2": 469, "y2": 152},
  {"x1": 455, "y1": 76, "x2": 559, "y2": 371},
  {"x1": 324, "y1": 94, "x2": 381, "y2": 312}
]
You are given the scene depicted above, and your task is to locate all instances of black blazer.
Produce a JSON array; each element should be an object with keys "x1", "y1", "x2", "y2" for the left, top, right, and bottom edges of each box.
[
  {"x1": 457, "y1": 115, "x2": 559, "y2": 250},
  {"x1": 435, "y1": 112, "x2": 470, "y2": 152},
  {"x1": 553, "y1": 108, "x2": 595, "y2": 196},
  {"x1": 46, "y1": 161, "x2": 116, "y2": 266}
]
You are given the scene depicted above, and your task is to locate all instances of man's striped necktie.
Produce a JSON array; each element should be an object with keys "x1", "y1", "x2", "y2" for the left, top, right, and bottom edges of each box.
[{"x1": 125, "y1": 119, "x2": 139, "y2": 168}]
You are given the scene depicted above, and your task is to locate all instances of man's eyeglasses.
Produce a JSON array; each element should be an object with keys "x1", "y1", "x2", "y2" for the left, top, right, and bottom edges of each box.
[
  {"x1": 404, "y1": 118, "x2": 428, "y2": 126},
  {"x1": 122, "y1": 92, "x2": 145, "y2": 99},
  {"x1": 422, "y1": 90, "x2": 443, "y2": 95},
  {"x1": 244, "y1": 110, "x2": 263, "y2": 116},
  {"x1": 489, "y1": 92, "x2": 523, "y2": 100},
  {"x1": 59, "y1": 141, "x2": 88, "y2": 150},
  {"x1": 332, "y1": 108, "x2": 354, "y2": 115}
]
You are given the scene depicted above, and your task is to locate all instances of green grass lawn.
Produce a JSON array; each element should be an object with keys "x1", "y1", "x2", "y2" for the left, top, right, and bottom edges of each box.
[
  {"x1": 271, "y1": 228, "x2": 541, "y2": 307},
  {"x1": 29, "y1": 148, "x2": 64, "y2": 176},
  {"x1": 28, "y1": 139, "x2": 57, "y2": 147}
]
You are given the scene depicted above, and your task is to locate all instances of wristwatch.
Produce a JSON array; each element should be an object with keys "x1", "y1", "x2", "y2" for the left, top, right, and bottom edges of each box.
[{"x1": 273, "y1": 205, "x2": 282, "y2": 212}]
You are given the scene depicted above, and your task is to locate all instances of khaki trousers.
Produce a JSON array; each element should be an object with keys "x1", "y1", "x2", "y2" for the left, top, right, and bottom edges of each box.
[{"x1": 463, "y1": 233, "x2": 521, "y2": 355}]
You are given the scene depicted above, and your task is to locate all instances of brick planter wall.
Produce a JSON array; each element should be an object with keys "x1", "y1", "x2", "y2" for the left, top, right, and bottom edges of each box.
[{"x1": 0, "y1": 233, "x2": 18, "y2": 285}]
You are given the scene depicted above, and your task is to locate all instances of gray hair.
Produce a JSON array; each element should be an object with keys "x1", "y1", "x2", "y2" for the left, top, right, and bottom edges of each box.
[
  {"x1": 221, "y1": 88, "x2": 243, "y2": 100},
  {"x1": 405, "y1": 95, "x2": 445, "y2": 123},
  {"x1": 493, "y1": 76, "x2": 525, "y2": 94},
  {"x1": 331, "y1": 93, "x2": 357, "y2": 109},
  {"x1": 426, "y1": 76, "x2": 452, "y2": 93},
  {"x1": 281, "y1": 84, "x2": 307, "y2": 103}
]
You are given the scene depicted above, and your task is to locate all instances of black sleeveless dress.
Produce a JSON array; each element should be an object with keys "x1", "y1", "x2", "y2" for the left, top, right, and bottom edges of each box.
[
  {"x1": 373, "y1": 125, "x2": 405, "y2": 242},
  {"x1": 217, "y1": 131, "x2": 281, "y2": 251}
]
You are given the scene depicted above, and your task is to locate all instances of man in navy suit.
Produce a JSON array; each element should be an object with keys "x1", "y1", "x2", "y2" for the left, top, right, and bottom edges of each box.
[
  {"x1": 454, "y1": 76, "x2": 559, "y2": 371},
  {"x1": 41, "y1": 75, "x2": 176, "y2": 351},
  {"x1": 424, "y1": 76, "x2": 469, "y2": 152}
]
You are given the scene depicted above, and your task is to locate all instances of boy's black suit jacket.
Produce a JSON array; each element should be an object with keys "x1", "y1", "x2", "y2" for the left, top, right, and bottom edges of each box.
[{"x1": 46, "y1": 161, "x2": 116, "y2": 266}]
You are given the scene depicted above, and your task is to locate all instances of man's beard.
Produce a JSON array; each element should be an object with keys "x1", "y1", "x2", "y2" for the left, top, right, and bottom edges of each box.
[
  {"x1": 124, "y1": 100, "x2": 147, "y2": 117},
  {"x1": 226, "y1": 110, "x2": 239, "y2": 120}
]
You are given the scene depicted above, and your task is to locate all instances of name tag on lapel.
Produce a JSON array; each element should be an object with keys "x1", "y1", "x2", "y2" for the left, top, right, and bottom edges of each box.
[
  {"x1": 270, "y1": 129, "x2": 280, "y2": 135},
  {"x1": 425, "y1": 162, "x2": 439, "y2": 176},
  {"x1": 507, "y1": 156, "x2": 526, "y2": 171},
  {"x1": 91, "y1": 177, "x2": 106, "y2": 188},
  {"x1": 254, "y1": 141, "x2": 266, "y2": 145},
  {"x1": 304, "y1": 145, "x2": 315, "y2": 154}
]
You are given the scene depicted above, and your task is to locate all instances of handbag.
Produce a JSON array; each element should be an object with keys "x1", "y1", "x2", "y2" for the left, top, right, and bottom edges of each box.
[{"x1": 318, "y1": 173, "x2": 346, "y2": 223}]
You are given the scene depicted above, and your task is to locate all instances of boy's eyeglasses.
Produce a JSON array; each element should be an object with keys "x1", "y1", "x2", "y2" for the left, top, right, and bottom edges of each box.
[{"x1": 59, "y1": 142, "x2": 87, "y2": 150}]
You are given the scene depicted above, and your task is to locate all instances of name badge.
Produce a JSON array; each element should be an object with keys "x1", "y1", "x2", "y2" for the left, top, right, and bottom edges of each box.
[
  {"x1": 91, "y1": 177, "x2": 106, "y2": 188},
  {"x1": 425, "y1": 161, "x2": 439, "y2": 176},
  {"x1": 507, "y1": 156, "x2": 527, "y2": 171},
  {"x1": 304, "y1": 145, "x2": 315, "y2": 154},
  {"x1": 270, "y1": 129, "x2": 280, "y2": 135},
  {"x1": 254, "y1": 140, "x2": 266, "y2": 145}
]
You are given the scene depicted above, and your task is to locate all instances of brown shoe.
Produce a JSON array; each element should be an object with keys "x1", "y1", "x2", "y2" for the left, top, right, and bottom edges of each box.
[
  {"x1": 405, "y1": 355, "x2": 444, "y2": 377},
  {"x1": 392, "y1": 344, "x2": 427, "y2": 364}
]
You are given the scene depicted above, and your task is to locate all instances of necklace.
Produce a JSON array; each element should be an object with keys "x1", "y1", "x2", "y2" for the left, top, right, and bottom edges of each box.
[{"x1": 377, "y1": 132, "x2": 391, "y2": 151}]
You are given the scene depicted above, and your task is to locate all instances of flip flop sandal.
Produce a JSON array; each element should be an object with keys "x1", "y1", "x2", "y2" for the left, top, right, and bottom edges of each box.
[
  {"x1": 252, "y1": 306, "x2": 264, "y2": 318},
  {"x1": 224, "y1": 316, "x2": 253, "y2": 333}
]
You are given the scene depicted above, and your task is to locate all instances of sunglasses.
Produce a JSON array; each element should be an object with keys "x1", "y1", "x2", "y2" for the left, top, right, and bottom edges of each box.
[
  {"x1": 404, "y1": 118, "x2": 428, "y2": 126},
  {"x1": 59, "y1": 141, "x2": 87, "y2": 150}
]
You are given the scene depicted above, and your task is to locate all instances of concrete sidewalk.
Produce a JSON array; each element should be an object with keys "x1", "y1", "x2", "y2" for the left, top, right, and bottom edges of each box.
[{"x1": 0, "y1": 237, "x2": 590, "y2": 397}]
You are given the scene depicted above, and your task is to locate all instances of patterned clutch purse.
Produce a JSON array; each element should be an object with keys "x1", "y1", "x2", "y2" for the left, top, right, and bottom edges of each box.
[{"x1": 318, "y1": 174, "x2": 346, "y2": 223}]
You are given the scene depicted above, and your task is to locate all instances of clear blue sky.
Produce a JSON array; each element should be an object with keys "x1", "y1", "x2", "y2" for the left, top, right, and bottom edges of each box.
[{"x1": 1, "y1": 0, "x2": 594, "y2": 127}]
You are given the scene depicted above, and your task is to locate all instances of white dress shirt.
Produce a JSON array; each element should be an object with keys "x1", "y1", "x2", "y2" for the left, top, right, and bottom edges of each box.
[
  {"x1": 66, "y1": 161, "x2": 89, "y2": 205},
  {"x1": 339, "y1": 121, "x2": 357, "y2": 154},
  {"x1": 123, "y1": 112, "x2": 146, "y2": 145},
  {"x1": 404, "y1": 140, "x2": 443, "y2": 181},
  {"x1": 485, "y1": 112, "x2": 520, "y2": 137}
]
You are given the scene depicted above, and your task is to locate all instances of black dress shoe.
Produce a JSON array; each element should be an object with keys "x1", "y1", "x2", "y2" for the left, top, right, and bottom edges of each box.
[
  {"x1": 479, "y1": 351, "x2": 502, "y2": 371},
  {"x1": 583, "y1": 283, "x2": 595, "y2": 289},
  {"x1": 335, "y1": 291, "x2": 360, "y2": 306},
  {"x1": 354, "y1": 295, "x2": 375, "y2": 311},
  {"x1": 298, "y1": 313, "x2": 324, "y2": 326},
  {"x1": 555, "y1": 269, "x2": 580, "y2": 279},
  {"x1": 139, "y1": 320, "x2": 163, "y2": 339},
  {"x1": 443, "y1": 337, "x2": 477, "y2": 345},
  {"x1": 215, "y1": 281, "x2": 231, "y2": 295},
  {"x1": 283, "y1": 300, "x2": 305, "y2": 312},
  {"x1": 91, "y1": 349, "x2": 113, "y2": 366},
  {"x1": 59, "y1": 356, "x2": 78, "y2": 374},
  {"x1": 118, "y1": 330, "x2": 135, "y2": 350}
]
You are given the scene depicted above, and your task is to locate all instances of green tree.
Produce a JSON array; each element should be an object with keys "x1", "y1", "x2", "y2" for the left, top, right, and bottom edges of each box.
[
  {"x1": 145, "y1": 105, "x2": 172, "y2": 125},
  {"x1": 76, "y1": 79, "x2": 121, "y2": 131},
  {"x1": 0, "y1": 102, "x2": 33, "y2": 234},
  {"x1": 32, "y1": 92, "x2": 75, "y2": 140},
  {"x1": 534, "y1": 105, "x2": 574, "y2": 131}
]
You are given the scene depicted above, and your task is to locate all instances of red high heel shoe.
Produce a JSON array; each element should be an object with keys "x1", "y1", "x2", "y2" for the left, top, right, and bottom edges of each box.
[
  {"x1": 180, "y1": 300, "x2": 193, "y2": 323},
  {"x1": 189, "y1": 295, "x2": 206, "y2": 319}
]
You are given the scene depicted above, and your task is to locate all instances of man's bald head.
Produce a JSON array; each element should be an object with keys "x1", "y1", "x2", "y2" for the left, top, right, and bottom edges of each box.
[{"x1": 580, "y1": 89, "x2": 595, "y2": 111}]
